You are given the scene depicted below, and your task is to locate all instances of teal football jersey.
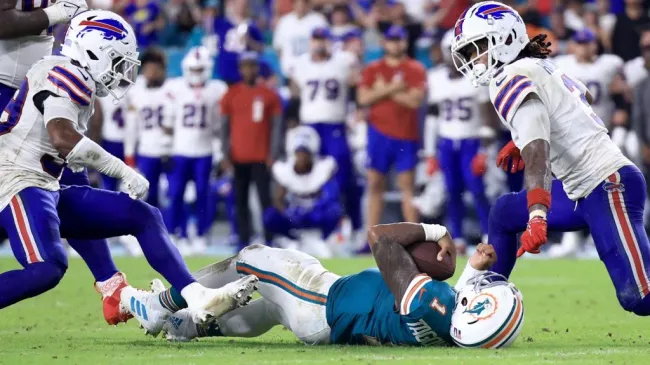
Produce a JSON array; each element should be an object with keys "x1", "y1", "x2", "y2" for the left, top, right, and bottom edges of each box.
[{"x1": 326, "y1": 268, "x2": 455, "y2": 346}]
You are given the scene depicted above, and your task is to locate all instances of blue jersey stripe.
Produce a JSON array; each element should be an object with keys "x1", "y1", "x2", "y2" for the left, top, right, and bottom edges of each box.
[
  {"x1": 494, "y1": 75, "x2": 526, "y2": 110},
  {"x1": 47, "y1": 75, "x2": 90, "y2": 106},
  {"x1": 52, "y1": 66, "x2": 92, "y2": 98},
  {"x1": 500, "y1": 81, "x2": 533, "y2": 119}
]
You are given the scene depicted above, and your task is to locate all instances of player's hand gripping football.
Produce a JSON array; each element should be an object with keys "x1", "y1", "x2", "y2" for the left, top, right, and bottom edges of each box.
[
  {"x1": 517, "y1": 216, "x2": 548, "y2": 257},
  {"x1": 122, "y1": 167, "x2": 150, "y2": 200},
  {"x1": 469, "y1": 243, "x2": 497, "y2": 270},
  {"x1": 496, "y1": 140, "x2": 525, "y2": 173},
  {"x1": 436, "y1": 232, "x2": 457, "y2": 264}
]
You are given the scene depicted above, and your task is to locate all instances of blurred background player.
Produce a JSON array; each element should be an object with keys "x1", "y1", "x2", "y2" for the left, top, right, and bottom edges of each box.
[
  {"x1": 425, "y1": 30, "x2": 494, "y2": 253},
  {"x1": 212, "y1": 0, "x2": 264, "y2": 85},
  {"x1": 125, "y1": 47, "x2": 173, "y2": 209},
  {"x1": 358, "y1": 25, "x2": 426, "y2": 249},
  {"x1": 289, "y1": 26, "x2": 362, "y2": 244},
  {"x1": 552, "y1": 28, "x2": 630, "y2": 258},
  {"x1": 264, "y1": 125, "x2": 342, "y2": 257},
  {"x1": 165, "y1": 46, "x2": 228, "y2": 255},
  {"x1": 220, "y1": 52, "x2": 284, "y2": 250},
  {"x1": 97, "y1": 96, "x2": 128, "y2": 191},
  {"x1": 273, "y1": 0, "x2": 327, "y2": 78}
]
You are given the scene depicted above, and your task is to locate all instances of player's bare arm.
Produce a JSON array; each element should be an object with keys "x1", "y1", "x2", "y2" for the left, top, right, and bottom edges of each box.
[
  {"x1": 273, "y1": 184, "x2": 287, "y2": 212},
  {"x1": 46, "y1": 118, "x2": 84, "y2": 157},
  {"x1": 0, "y1": 0, "x2": 48, "y2": 38},
  {"x1": 0, "y1": 0, "x2": 86, "y2": 39},
  {"x1": 369, "y1": 227, "x2": 421, "y2": 304}
]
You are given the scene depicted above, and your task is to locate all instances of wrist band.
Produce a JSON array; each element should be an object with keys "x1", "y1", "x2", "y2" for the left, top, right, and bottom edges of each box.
[
  {"x1": 420, "y1": 223, "x2": 447, "y2": 242},
  {"x1": 527, "y1": 188, "x2": 551, "y2": 210}
]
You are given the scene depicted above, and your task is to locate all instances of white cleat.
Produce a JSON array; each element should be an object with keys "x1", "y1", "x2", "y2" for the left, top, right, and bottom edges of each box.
[
  {"x1": 150, "y1": 278, "x2": 166, "y2": 294},
  {"x1": 185, "y1": 275, "x2": 258, "y2": 324},
  {"x1": 163, "y1": 310, "x2": 202, "y2": 342},
  {"x1": 119, "y1": 286, "x2": 172, "y2": 337}
]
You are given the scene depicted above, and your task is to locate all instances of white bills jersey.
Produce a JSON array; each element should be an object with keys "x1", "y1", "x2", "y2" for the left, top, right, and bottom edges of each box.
[
  {"x1": 272, "y1": 11, "x2": 328, "y2": 75},
  {"x1": 166, "y1": 78, "x2": 227, "y2": 157},
  {"x1": 291, "y1": 52, "x2": 356, "y2": 124},
  {"x1": 0, "y1": 56, "x2": 95, "y2": 210},
  {"x1": 489, "y1": 57, "x2": 631, "y2": 200},
  {"x1": 125, "y1": 82, "x2": 174, "y2": 158},
  {"x1": 554, "y1": 54, "x2": 623, "y2": 127},
  {"x1": 0, "y1": 1, "x2": 54, "y2": 89},
  {"x1": 272, "y1": 156, "x2": 336, "y2": 209},
  {"x1": 99, "y1": 96, "x2": 127, "y2": 143},
  {"x1": 427, "y1": 66, "x2": 490, "y2": 140}
]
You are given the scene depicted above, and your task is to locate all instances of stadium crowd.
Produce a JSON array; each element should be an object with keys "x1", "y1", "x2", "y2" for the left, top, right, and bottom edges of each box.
[{"x1": 17, "y1": 0, "x2": 650, "y2": 259}]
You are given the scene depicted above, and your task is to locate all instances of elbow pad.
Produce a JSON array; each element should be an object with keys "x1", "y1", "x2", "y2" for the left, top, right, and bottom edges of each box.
[
  {"x1": 612, "y1": 93, "x2": 630, "y2": 112},
  {"x1": 427, "y1": 103, "x2": 440, "y2": 117}
]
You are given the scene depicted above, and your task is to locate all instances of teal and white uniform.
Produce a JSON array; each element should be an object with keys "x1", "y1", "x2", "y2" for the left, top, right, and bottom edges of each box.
[{"x1": 326, "y1": 269, "x2": 455, "y2": 346}]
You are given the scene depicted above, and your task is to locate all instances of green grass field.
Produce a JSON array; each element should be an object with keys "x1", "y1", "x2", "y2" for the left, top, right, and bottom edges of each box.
[{"x1": 0, "y1": 256, "x2": 647, "y2": 365}]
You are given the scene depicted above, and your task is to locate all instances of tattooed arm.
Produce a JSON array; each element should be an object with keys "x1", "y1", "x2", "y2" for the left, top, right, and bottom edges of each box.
[
  {"x1": 368, "y1": 223, "x2": 454, "y2": 305},
  {"x1": 515, "y1": 94, "x2": 552, "y2": 216}
]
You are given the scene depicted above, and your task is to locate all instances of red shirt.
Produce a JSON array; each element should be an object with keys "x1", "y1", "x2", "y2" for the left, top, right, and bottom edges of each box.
[
  {"x1": 361, "y1": 58, "x2": 426, "y2": 141},
  {"x1": 221, "y1": 83, "x2": 282, "y2": 163},
  {"x1": 438, "y1": 0, "x2": 469, "y2": 30}
]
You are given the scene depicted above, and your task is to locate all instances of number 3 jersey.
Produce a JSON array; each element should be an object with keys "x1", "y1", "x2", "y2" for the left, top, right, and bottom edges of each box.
[
  {"x1": 553, "y1": 54, "x2": 624, "y2": 128},
  {"x1": 165, "y1": 78, "x2": 228, "y2": 157},
  {"x1": 489, "y1": 57, "x2": 631, "y2": 200},
  {"x1": 326, "y1": 268, "x2": 455, "y2": 346},
  {"x1": 427, "y1": 66, "x2": 490, "y2": 140},
  {"x1": 0, "y1": 56, "x2": 95, "y2": 210}
]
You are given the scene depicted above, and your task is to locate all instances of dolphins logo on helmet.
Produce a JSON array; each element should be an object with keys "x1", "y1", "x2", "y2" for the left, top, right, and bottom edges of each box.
[{"x1": 77, "y1": 19, "x2": 128, "y2": 41}]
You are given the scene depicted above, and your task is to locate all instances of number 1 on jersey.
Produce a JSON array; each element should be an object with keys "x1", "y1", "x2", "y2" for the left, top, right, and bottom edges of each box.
[{"x1": 430, "y1": 298, "x2": 447, "y2": 315}]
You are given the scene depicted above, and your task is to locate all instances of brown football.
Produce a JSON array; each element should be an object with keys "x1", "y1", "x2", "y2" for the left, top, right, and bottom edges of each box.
[{"x1": 407, "y1": 240, "x2": 456, "y2": 281}]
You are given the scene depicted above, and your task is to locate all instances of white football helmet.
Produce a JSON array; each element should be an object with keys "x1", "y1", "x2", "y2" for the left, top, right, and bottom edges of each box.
[
  {"x1": 451, "y1": 1, "x2": 528, "y2": 86},
  {"x1": 60, "y1": 10, "x2": 140, "y2": 99},
  {"x1": 286, "y1": 125, "x2": 321, "y2": 156},
  {"x1": 182, "y1": 46, "x2": 214, "y2": 86},
  {"x1": 450, "y1": 272, "x2": 524, "y2": 349}
]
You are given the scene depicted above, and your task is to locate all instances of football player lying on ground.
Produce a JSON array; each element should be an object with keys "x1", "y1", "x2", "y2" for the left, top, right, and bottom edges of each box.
[{"x1": 122, "y1": 222, "x2": 525, "y2": 348}]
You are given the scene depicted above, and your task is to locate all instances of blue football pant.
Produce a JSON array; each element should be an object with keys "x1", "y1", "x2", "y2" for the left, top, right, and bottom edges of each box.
[
  {"x1": 438, "y1": 137, "x2": 491, "y2": 238},
  {"x1": 489, "y1": 166, "x2": 650, "y2": 315},
  {"x1": 137, "y1": 156, "x2": 165, "y2": 208},
  {"x1": 0, "y1": 185, "x2": 195, "y2": 309},
  {"x1": 165, "y1": 155, "x2": 212, "y2": 238},
  {"x1": 310, "y1": 123, "x2": 362, "y2": 230},
  {"x1": 263, "y1": 204, "x2": 343, "y2": 240}
]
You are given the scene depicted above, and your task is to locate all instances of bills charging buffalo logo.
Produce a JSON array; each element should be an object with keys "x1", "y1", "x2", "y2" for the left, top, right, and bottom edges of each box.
[
  {"x1": 474, "y1": 4, "x2": 518, "y2": 20},
  {"x1": 603, "y1": 181, "x2": 625, "y2": 193},
  {"x1": 463, "y1": 293, "x2": 498, "y2": 323},
  {"x1": 77, "y1": 19, "x2": 128, "y2": 41}
]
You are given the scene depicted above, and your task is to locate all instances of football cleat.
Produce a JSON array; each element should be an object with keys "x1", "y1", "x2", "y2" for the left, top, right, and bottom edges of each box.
[
  {"x1": 162, "y1": 310, "x2": 202, "y2": 342},
  {"x1": 95, "y1": 272, "x2": 132, "y2": 325},
  {"x1": 119, "y1": 286, "x2": 173, "y2": 337},
  {"x1": 185, "y1": 275, "x2": 259, "y2": 324}
]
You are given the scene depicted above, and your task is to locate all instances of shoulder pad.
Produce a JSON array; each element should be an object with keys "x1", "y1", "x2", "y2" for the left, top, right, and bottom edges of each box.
[{"x1": 45, "y1": 64, "x2": 94, "y2": 107}]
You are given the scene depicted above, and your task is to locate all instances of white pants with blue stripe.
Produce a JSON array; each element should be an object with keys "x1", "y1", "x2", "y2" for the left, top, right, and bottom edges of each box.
[{"x1": 194, "y1": 244, "x2": 340, "y2": 344}]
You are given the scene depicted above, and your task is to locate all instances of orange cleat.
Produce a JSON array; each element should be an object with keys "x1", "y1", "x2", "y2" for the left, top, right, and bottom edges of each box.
[{"x1": 95, "y1": 272, "x2": 133, "y2": 325}]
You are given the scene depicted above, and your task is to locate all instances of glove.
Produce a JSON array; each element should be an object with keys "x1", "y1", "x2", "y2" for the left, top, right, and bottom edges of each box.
[
  {"x1": 121, "y1": 167, "x2": 150, "y2": 200},
  {"x1": 517, "y1": 216, "x2": 548, "y2": 257},
  {"x1": 471, "y1": 152, "x2": 488, "y2": 176},
  {"x1": 426, "y1": 157, "x2": 439, "y2": 176},
  {"x1": 496, "y1": 140, "x2": 525, "y2": 173},
  {"x1": 43, "y1": 0, "x2": 88, "y2": 25}
]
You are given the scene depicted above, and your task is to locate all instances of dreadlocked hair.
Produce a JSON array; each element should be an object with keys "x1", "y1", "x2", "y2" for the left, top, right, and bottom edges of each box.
[{"x1": 519, "y1": 34, "x2": 552, "y2": 59}]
